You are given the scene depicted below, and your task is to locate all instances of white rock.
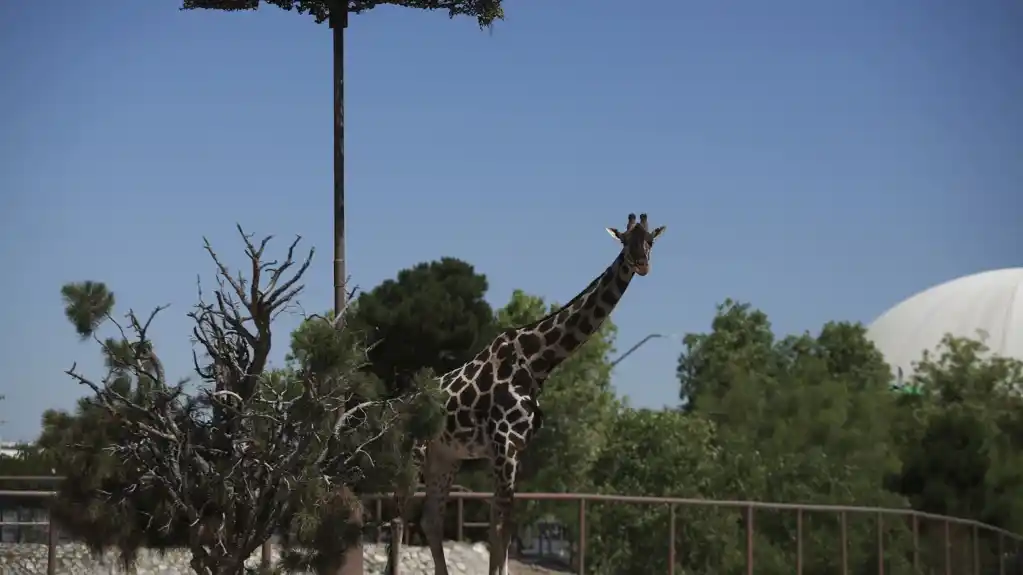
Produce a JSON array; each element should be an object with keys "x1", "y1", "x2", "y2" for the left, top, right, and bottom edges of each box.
[{"x1": 0, "y1": 541, "x2": 505, "y2": 575}]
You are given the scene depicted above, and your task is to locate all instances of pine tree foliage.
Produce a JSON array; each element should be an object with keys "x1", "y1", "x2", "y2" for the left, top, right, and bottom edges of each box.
[
  {"x1": 344, "y1": 257, "x2": 495, "y2": 387},
  {"x1": 180, "y1": 0, "x2": 504, "y2": 28}
]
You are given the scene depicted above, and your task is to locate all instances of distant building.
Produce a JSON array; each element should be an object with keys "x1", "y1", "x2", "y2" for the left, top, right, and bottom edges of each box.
[
  {"x1": 0, "y1": 442, "x2": 49, "y2": 544},
  {"x1": 0, "y1": 442, "x2": 21, "y2": 458},
  {"x1": 866, "y1": 268, "x2": 1023, "y2": 382}
]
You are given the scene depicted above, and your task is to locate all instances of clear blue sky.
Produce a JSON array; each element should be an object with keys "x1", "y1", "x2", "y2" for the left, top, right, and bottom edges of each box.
[{"x1": 1, "y1": 1, "x2": 1019, "y2": 441}]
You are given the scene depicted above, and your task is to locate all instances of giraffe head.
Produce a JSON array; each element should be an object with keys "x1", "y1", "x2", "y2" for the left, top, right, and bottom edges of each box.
[{"x1": 605, "y1": 213, "x2": 666, "y2": 276}]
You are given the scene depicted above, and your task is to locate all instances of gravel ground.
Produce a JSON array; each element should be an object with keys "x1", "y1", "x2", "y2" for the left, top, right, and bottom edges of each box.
[{"x1": 0, "y1": 541, "x2": 575, "y2": 574}]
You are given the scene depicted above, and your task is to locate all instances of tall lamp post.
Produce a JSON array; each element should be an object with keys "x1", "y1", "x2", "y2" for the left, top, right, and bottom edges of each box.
[{"x1": 610, "y1": 333, "x2": 671, "y2": 367}]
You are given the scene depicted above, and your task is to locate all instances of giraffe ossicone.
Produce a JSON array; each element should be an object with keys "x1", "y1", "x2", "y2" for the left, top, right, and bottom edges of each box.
[{"x1": 386, "y1": 213, "x2": 666, "y2": 575}]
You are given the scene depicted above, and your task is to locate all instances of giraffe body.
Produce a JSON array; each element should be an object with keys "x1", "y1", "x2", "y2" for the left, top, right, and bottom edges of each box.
[{"x1": 386, "y1": 214, "x2": 665, "y2": 575}]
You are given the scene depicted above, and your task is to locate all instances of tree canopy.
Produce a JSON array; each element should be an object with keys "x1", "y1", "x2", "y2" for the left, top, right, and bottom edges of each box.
[
  {"x1": 888, "y1": 334, "x2": 1023, "y2": 571},
  {"x1": 345, "y1": 257, "x2": 495, "y2": 386},
  {"x1": 663, "y1": 299, "x2": 1023, "y2": 573},
  {"x1": 588, "y1": 407, "x2": 747, "y2": 574},
  {"x1": 675, "y1": 300, "x2": 913, "y2": 573},
  {"x1": 181, "y1": 0, "x2": 504, "y2": 28}
]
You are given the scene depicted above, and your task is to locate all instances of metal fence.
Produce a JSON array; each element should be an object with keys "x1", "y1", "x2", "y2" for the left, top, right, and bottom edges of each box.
[{"x1": 2, "y1": 476, "x2": 1022, "y2": 575}]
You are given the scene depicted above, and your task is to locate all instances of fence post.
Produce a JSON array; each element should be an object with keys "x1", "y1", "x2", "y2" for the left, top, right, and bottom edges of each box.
[
  {"x1": 944, "y1": 520, "x2": 952, "y2": 575},
  {"x1": 840, "y1": 511, "x2": 848, "y2": 575},
  {"x1": 576, "y1": 498, "x2": 586, "y2": 575},
  {"x1": 46, "y1": 508, "x2": 56, "y2": 575},
  {"x1": 456, "y1": 498, "x2": 464, "y2": 542},
  {"x1": 375, "y1": 499, "x2": 383, "y2": 544},
  {"x1": 877, "y1": 513, "x2": 884, "y2": 575},
  {"x1": 972, "y1": 525, "x2": 979, "y2": 575},
  {"x1": 999, "y1": 533, "x2": 1005, "y2": 575},
  {"x1": 668, "y1": 504, "x2": 676, "y2": 575},
  {"x1": 745, "y1": 505, "x2": 754, "y2": 575},
  {"x1": 796, "y1": 508, "x2": 803, "y2": 575},
  {"x1": 912, "y1": 514, "x2": 920, "y2": 571},
  {"x1": 389, "y1": 518, "x2": 403, "y2": 575}
]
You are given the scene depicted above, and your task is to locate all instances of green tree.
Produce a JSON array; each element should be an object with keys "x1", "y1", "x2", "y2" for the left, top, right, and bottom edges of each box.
[
  {"x1": 288, "y1": 257, "x2": 493, "y2": 548},
  {"x1": 284, "y1": 308, "x2": 446, "y2": 495},
  {"x1": 678, "y1": 300, "x2": 913, "y2": 574},
  {"x1": 586, "y1": 407, "x2": 747, "y2": 574},
  {"x1": 890, "y1": 335, "x2": 1023, "y2": 571},
  {"x1": 45, "y1": 229, "x2": 427, "y2": 575},
  {"x1": 40, "y1": 281, "x2": 186, "y2": 564},
  {"x1": 275, "y1": 316, "x2": 445, "y2": 573},
  {"x1": 180, "y1": 0, "x2": 506, "y2": 317},
  {"x1": 345, "y1": 257, "x2": 495, "y2": 385}
]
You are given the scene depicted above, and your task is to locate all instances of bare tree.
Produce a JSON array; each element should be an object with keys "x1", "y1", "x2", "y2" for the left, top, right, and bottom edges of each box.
[{"x1": 63, "y1": 227, "x2": 406, "y2": 575}]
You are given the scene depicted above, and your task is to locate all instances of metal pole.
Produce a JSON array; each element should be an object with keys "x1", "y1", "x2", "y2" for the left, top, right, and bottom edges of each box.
[
  {"x1": 998, "y1": 533, "x2": 1005, "y2": 575},
  {"x1": 668, "y1": 504, "x2": 676, "y2": 575},
  {"x1": 47, "y1": 510, "x2": 56, "y2": 575},
  {"x1": 331, "y1": 10, "x2": 363, "y2": 575},
  {"x1": 577, "y1": 500, "x2": 586, "y2": 574},
  {"x1": 332, "y1": 2, "x2": 348, "y2": 322},
  {"x1": 745, "y1": 505, "x2": 754, "y2": 575},
  {"x1": 912, "y1": 514, "x2": 919, "y2": 571},
  {"x1": 840, "y1": 511, "x2": 848, "y2": 575},
  {"x1": 610, "y1": 333, "x2": 666, "y2": 367},
  {"x1": 877, "y1": 513, "x2": 884, "y2": 575},
  {"x1": 944, "y1": 520, "x2": 951, "y2": 575},
  {"x1": 796, "y1": 509, "x2": 803, "y2": 575},
  {"x1": 972, "y1": 525, "x2": 979, "y2": 575},
  {"x1": 457, "y1": 498, "x2": 464, "y2": 541}
]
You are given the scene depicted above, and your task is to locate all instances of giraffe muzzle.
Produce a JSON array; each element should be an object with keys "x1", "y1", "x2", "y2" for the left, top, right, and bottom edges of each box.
[{"x1": 635, "y1": 262, "x2": 650, "y2": 276}]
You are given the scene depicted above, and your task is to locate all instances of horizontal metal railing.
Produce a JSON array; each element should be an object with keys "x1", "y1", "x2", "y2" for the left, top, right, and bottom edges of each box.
[{"x1": 2, "y1": 476, "x2": 1021, "y2": 575}]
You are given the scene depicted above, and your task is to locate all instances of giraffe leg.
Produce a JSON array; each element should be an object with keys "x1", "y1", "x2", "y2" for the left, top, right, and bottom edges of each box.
[
  {"x1": 488, "y1": 446, "x2": 520, "y2": 575},
  {"x1": 484, "y1": 389, "x2": 540, "y2": 575},
  {"x1": 421, "y1": 450, "x2": 461, "y2": 575}
]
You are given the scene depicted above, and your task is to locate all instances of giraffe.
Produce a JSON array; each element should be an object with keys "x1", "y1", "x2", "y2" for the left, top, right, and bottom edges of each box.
[{"x1": 386, "y1": 213, "x2": 666, "y2": 575}]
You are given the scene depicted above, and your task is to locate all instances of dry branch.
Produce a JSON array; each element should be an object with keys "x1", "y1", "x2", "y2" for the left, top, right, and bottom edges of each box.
[{"x1": 63, "y1": 228, "x2": 402, "y2": 575}]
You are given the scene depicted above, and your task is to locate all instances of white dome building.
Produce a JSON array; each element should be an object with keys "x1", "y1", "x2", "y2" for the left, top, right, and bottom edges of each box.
[{"x1": 866, "y1": 268, "x2": 1023, "y2": 380}]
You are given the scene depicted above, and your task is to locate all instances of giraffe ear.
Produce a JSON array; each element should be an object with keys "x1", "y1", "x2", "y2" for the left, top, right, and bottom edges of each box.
[
  {"x1": 651, "y1": 226, "x2": 666, "y2": 240},
  {"x1": 606, "y1": 227, "x2": 622, "y2": 241}
]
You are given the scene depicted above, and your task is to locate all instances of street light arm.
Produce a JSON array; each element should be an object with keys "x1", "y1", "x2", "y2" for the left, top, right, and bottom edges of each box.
[{"x1": 610, "y1": 333, "x2": 665, "y2": 368}]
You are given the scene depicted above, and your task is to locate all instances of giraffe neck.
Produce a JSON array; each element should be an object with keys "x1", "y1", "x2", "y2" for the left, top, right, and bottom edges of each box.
[{"x1": 513, "y1": 252, "x2": 634, "y2": 381}]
